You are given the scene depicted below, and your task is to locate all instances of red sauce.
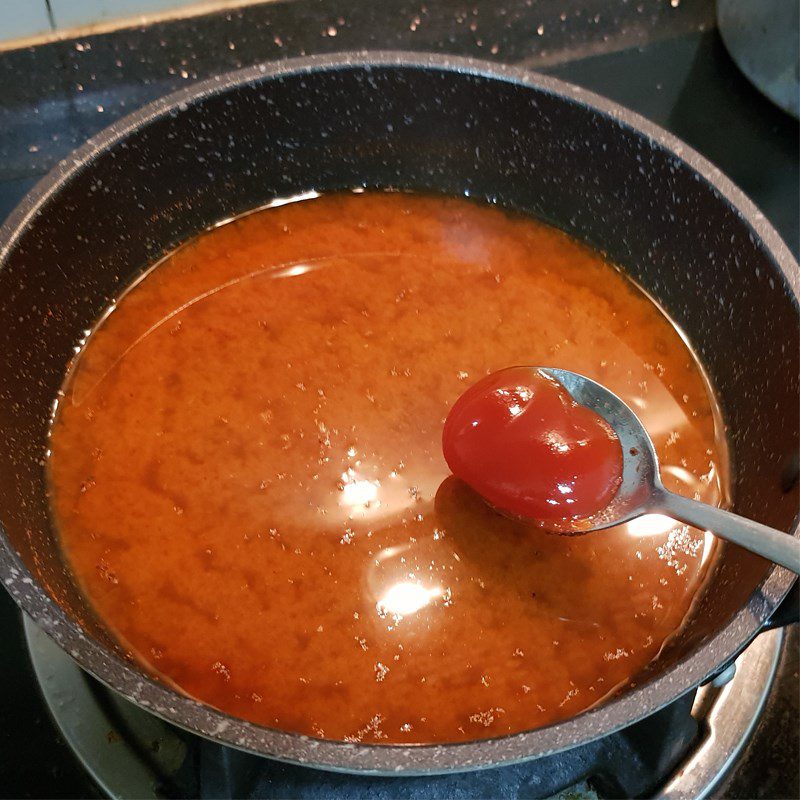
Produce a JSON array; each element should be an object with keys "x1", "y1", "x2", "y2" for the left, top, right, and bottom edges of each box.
[
  {"x1": 442, "y1": 367, "x2": 623, "y2": 523},
  {"x1": 48, "y1": 192, "x2": 727, "y2": 744}
]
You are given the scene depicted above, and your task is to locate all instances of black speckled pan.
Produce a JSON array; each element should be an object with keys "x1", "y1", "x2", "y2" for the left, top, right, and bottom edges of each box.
[{"x1": 0, "y1": 53, "x2": 797, "y2": 774}]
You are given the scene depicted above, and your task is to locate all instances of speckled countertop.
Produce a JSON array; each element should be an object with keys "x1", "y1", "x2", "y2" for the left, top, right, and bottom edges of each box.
[{"x1": 0, "y1": 0, "x2": 797, "y2": 797}]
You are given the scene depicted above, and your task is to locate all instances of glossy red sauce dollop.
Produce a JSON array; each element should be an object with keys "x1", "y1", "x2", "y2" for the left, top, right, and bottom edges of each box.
[{"x1": 442, "y1": 367, "x2": 624, "y2": 524}]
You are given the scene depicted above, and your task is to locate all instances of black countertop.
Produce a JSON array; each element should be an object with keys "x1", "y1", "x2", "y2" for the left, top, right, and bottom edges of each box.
[{"x1": 0, "y1": 1, "x2": 797, "y2": 797}]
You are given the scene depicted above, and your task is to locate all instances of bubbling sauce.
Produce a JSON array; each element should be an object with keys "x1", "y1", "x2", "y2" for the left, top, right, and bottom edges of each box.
[{"x1": 48, "y1": 192, "x2": 727, "y2": 744}]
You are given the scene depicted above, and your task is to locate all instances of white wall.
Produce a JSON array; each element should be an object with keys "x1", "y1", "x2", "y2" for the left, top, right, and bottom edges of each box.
[{"x1": 0, "y1": 0, "x2": 209, "y2": 44}]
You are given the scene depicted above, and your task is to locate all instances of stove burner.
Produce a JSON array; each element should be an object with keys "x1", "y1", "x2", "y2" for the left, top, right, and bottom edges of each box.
[
  {"x1": 183, "y1": 693, "x2": 696, "y2": 799},
  {"x1": 23, "y1": 617, "x2": 782, "y2": 800}
]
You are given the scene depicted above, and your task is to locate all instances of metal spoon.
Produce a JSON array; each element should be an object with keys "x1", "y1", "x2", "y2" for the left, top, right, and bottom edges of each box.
[{"x1": 541, "y1": 367, "x2": 800, "y2": 574}]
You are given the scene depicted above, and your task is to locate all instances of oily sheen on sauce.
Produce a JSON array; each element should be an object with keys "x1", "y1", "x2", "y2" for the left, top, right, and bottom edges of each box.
[{"x1": 48, "y1": 193, "x2": 727, "y2": 744}]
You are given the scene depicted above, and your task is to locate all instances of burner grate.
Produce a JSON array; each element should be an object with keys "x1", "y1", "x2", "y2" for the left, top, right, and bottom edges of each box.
[
  {"x1": 23, "y1": 617, "x2": 782, "y2": 800},
  {"x1": 181, "y1": 693, "x2": 695, "y2": 800}
]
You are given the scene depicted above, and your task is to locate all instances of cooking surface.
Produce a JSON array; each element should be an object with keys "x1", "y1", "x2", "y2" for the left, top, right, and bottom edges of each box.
[
  {"x1": 49, "y1": 192, "x2": 723, "y2": 743},
  {"x1": 0, "y1": 0, "x2": 797, "y2": 796}
]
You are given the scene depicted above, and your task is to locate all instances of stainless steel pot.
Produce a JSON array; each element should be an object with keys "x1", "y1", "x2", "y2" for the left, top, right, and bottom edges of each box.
[{"x1": 0, "y1": 53, "x2": 797, "y2": 774}]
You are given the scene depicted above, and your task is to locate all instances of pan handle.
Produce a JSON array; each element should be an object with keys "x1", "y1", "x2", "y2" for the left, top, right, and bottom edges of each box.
[{"x1": 762, "y1": 578, "x2": 799, "y2": 630}]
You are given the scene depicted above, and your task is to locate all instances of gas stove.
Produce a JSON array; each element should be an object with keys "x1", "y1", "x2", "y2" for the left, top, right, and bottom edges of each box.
[
  {"x1": 22, "y1": 615, "x2": 788, "y2": 799},
  {"x1": 0, "y1": 1, "x2": 797, "y2": 798}
]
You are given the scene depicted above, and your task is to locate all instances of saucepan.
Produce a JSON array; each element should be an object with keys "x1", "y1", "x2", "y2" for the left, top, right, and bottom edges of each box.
[{"x1": 0, "y1": 53, "x2": 797, "y2": 774}]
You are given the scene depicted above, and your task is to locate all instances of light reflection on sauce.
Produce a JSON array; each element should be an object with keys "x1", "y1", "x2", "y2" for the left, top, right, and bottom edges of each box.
[
  {"x1": 48, "y1": 192, "x2": 727, "y2": 744},
  {"x1": 377, "y1": 581, "x2": 442, "y2": 618}
]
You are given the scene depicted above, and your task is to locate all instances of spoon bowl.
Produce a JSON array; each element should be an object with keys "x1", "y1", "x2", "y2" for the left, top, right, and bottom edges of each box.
[
  {"x1": 539, "y1": 368, "x2": 659, "y2": 533},
  {"x1": 541, "y1": 368, "x2": 800, "y2": 574}
]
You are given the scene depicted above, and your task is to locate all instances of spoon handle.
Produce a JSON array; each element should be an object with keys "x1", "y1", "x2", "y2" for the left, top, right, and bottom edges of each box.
[{"x1": 654, "y1": 490, "x2": 800, "y2": 574}]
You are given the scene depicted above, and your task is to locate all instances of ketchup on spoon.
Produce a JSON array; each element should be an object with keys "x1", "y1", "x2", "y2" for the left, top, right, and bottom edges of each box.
[{"x1": 442, "y1": 367, "x2": 623, "y2": 525}]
